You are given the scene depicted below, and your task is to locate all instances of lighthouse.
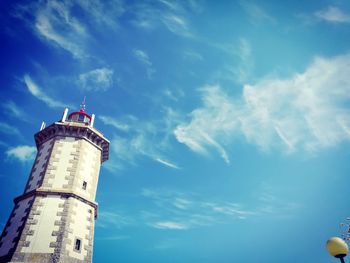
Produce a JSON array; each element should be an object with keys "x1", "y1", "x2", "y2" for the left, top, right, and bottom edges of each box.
[{"x1": 0, "y1": 103, "x2": 109, "y2": 263}]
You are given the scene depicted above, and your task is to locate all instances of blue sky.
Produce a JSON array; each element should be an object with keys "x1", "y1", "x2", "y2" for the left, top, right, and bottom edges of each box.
[{"x1": 1, "y1": 0, "x2": 350, "y2": 262}]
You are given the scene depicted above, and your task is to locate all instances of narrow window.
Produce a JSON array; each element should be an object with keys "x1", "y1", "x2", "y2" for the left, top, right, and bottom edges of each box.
[
  {"x1": 74, "y1": 238, "x2": 81, "y2": 251},
  {"x1": 82, "y1": 181, "x2": 87, "y2": 190},
  {"x1": 78, "y1": 114, "x2": 85, "y2": 122}
]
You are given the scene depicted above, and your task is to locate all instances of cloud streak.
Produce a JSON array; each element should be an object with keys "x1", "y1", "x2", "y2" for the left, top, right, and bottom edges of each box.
[
  {"x1": 17, "y1": 0, "x2": 125, "y2": 59},
  {"x1": 99, "y1": 115, "x2": 130, "y2": 132},
  {"x1": 133, "y1": 49, "x2": 152, "y2": 66},
  {"x1": 24, "y1": 74, "x2": 69, "y2": 108},
  {"x1": 174, "y1": 53, "x2": 350, "y2": 161},
  {"x1": 2, "y1": 101, "x2": 26, "y2": 119},
  {"x1": 95, "y1": 187, "x2": 299, "y2": 232},
  {"x1": 315, "y1": 6, "x2": 350, "y2": 23},
  {"x1": 203, "y1": 202, "x2": 256, "y2": 220},
  {"x1": 78, "y1": 68, "x2": 114, "y2": 91},
  {"x1": 6, "y1": 145, "x2": 36, "y2": 162},
  {"x1": 133, "y1": 49, "x2": 155, "y2": 79},
  {"x1": 131, "y1": 1, "x2": 194, "y2": 37},
  {"x1": 0, "y1": 122, "x2": 21, "y2": 136},
  {"x1": 234, "y1": 38, "x2": 254, "y2": 83},
  {"x1": 34, "y1": 0, "x2": 88, "y2": 58},
  {"x1": 141, "y1": 188, "x2": 298, "y2": 230},
  {"x1": 98, "y1": 211, "x2": 133, "y2": 229},
  {"x1": 240, "y1": 1, "x2": 275, "y2": 24},
  {"x1": 154, "y1": 158, "x2": 181, "y2": 169},
  {"x1": 174, "y1": 85, "x2": 234, "y2": 163},
  {"x1": 102, "y1": 110, "x2": 181, "y2": 171},
  {"x1": 151, "y1": 221, "x2": 188, "y2": 230}
]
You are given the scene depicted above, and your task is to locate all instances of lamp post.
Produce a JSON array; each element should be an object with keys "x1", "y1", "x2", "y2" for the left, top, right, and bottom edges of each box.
[{"x1": 326, "y1": 237, "x2": 349, "y2": 263}]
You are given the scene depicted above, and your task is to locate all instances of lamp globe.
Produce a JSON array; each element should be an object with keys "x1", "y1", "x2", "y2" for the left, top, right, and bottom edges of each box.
[{"x1": 326, "y1": 237, "x2": 348, "y2": 262}]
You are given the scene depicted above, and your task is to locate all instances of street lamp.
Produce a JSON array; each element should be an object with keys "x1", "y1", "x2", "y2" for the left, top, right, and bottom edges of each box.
[{"x1": 326, "y1": 237, "x2": 349, "y2": 263}]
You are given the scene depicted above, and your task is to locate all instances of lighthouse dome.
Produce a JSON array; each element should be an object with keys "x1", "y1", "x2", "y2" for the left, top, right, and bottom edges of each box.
[
  {"x1": 67, "y1": 110, "x2": 91, "y2": 124},
  {"x1": 67, "y1": 98, "x2": 91, "y2": 124}
]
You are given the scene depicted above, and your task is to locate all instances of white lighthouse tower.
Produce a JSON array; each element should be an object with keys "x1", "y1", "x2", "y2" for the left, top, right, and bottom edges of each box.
[{"x1": 0, "y1": 102, "x2": 109, "y2": 263}]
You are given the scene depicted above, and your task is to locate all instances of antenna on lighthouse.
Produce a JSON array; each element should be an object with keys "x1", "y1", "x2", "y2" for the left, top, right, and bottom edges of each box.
[
  {"x1": 61, "y1": 108, "x2": 69, "y2": 122},
  {"x1": 40, "y1": 121, "x2": 46, "y2": 131},
  {"x1": 80, "y1": 96, "x2": 86, "y2": 112},
  {"x1": 90, "y1": 114, "x2": 95, "y2": 127}
]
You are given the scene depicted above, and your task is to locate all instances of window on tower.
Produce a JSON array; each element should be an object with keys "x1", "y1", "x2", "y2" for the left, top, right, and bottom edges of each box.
[
  {"x1": 78, "y1": 114, "x2": 85, "y2": 122},
  {"x1": 74, "y1": 238, "x2": 81, "y2": 252},
  {"x1": 67, "y1": 112, "x2": 91, "y2": 124},
  {"x1": 82, "y1": 181, "x2": 87, "y2": 190}
]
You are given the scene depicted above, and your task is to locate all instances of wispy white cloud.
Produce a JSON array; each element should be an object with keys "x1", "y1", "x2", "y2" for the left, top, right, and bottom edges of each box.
[
  {"x1": 187, "y1": 0, "x2": 203, "y2": 13},
  {"x1": 107, "y1": 135, "x2": 140, "y2": 169},
  {"x1": 18, "y1": 0, "x2": 195, "y2": 63},
  {"x1": 130, "y1": 5, "x2": 156, "y2": 30},
  {"x1": 95, "y1": 186, "x2": 298, "y2": 234},
  {"x1": 158, "y1": 0, "x2": 181, "y2": 11},
  {"x1": 99, "y1": 115, "x2": 129, "y2": 132},
  {"x1": 163, "y1": 88, "x2": 185, "y2": 102},
  {"x1": 96, "y1": 235, "x2": 130, "y2": 241},
  {"x1": 103, "y1": 110, "x2": 181, "y2": 171},
  {"x1": 141, "y1": 189, "x2": 192, "y2": 211},
  {"x1": 74, "y1": 0, "x2": 125, "y2": 28},
  {"x1": 6, "y1": 145, "x2": 36, "y2": 162},
  {"x1": 131, "y1": 1, "x2": 193, "y2": 37},
  {"x1": 161, "y1": 14, "x2": 191, "y2": 37},
  {"x1": 2, "y1": 101, "x2": 26, "y2": 119},
  {"x1": 113, "y1": 132, "x2": 154, "y2": 162},
  {"x1": 241, "y1": 54, "x2": 350, "y2": 152},
  {"x1": 153, "y1": 238, "x2": 180, "y2": 250},
  {"x1": 120, "y1": 186, "x2": 300, "y2": 236},
  {"x1": 78, "y1": 68, "x2": 114, "y2": 91},
  {"x1": 154, "y1": 158, "x2": 180, "y2": 169},
  {"x1": 102, "y1": 159, "x2": 125, "y2": 172},
  {"x1": 141, "y1": 188, "x2": 166, "y2": 199},
  {"x1": 133, "y1": 49, "x2": 155, "y2": 79},
  {"x1": 257, "y1": 183, "x2": 301, "y2": 217},
  {"x1": 183, "y1": 50, "x2": 203, "y2": 61},
  {"x1": 173, "y1": 198, "x2": 192, "y2": 209},
  {"x1": 108, "y1": 131, "x2": 180, "y2": 171},
  {"x1": 141, "y1": 188, "x2": 296, "y2": 230},
  {"x1": 315, "y1": 6, "x2": 350, "y2": 23},
  {"x1": 0, "y1": 141, "x2": 8, "y2": 148},
  {"x1": 234, "y1": 38, "x2": 254, "y2": 83},
  {"x1": 207, "y1": 38, "x2": 255, "y2": 86},
  {"x1": 174, "y1": 85, "x2": 234, "y2": 163},
  {"x1": 133, "y1": 49, "x2": 152, "y2": 66},
  {"x1": 203, "y1": 202, "x2": 256, "y2": 220},
  {"x1": 98, "y1": 211, "x2": 133, "y2": 229},
  {"x1": 0, "y1": 122, "x2": 21, "y2": 136},
  {"x1": 16, "y1": 0, "x2": 126, "y2": 59},
  {"x1": 24, "y1": 74, "x2": 69, "y2": 108},
  {"x1": 174, "y1": 53, "x2": 350, "y2": 161},
  {"x1": 151, "y1": 221, "x2": 189, "y2": 230},
  {"x1": 240, "y1": 1, "x2": 275, "y2": 24},
  {"x1": 34, "y1": 0, "x2": 87, "y2": 59}
]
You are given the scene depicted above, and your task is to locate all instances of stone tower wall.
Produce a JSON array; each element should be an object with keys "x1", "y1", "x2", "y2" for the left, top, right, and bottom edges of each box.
[
  {"x1": 24, "y1": 139, "x2": 54, "y2": 194},
  {"x1": 21, "y1": 196, "x2": 64, "y2": 254},
  {"x1": 0, "y1": 197, "x2": 34, "y2": 261},
  {"x1": 39, "y1": 136, "x2": 101, "y2": 201}
]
